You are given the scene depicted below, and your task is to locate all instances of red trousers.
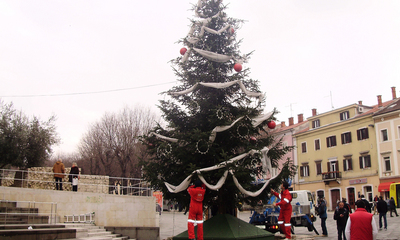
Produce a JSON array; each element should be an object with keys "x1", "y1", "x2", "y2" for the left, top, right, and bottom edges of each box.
[
  {"x1": 188, "y1": 202, "x2": 203, "y2": 240},
  {"x1": 278, "y1": 209, "x2": 292, "y2": 239}
]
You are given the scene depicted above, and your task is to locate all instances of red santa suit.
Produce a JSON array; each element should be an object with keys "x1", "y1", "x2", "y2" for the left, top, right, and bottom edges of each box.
[
  {"x1": 273, "y1": 189, "x2": 293, "y2": 239},
  {"x1": 187, "y1": 183, "x2": 206, "y2": 240}
]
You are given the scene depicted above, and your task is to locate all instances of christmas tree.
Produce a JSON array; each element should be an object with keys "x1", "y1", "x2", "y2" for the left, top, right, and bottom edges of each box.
[{"x1": 141, "y1": 0, "x2": 295, "y2": 215}]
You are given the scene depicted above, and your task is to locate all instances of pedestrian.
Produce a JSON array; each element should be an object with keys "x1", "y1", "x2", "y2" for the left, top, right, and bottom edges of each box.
[
  {"x1": 345, "y1": 200, "x2": 378, "y2": 240},
  {"x1": 376, "y1": 196, "x2": 387, "y2": 230},
  {"x1": 271, "y1": 181, "x2": 293, "y2": 240},
  {"x1": 69, "y1": 162, "x2": 80, "y2": 192},
  {"x1": 334, "y1": 201, "x2": 349, "y2": 240},
  {"x1": 52, "y1": 158, "x2": 65, "y2": 190},
  {"x1": 361, "y1": 194, "x2": 372, "y2": 213},
  {"x1": 389, "y1": 197, "x2": 398, "y2": 217},
  {"x1": 373, "y1": 195, "x2": 379, "y2": 215},
  {"x1": 187, "y1": 179, "x2": 206, "y2": 240},
  {"x1": 342, "y1": 198, "x2": 352, "y2": 214},
  {"x1": 318, "y1": 197, "x2": 328, "y2": 237}
]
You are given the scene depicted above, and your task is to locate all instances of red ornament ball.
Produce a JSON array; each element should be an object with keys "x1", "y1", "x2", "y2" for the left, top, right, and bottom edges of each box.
[
  {"x1": 234, "y1": 63, "x2": 242, "y2": 72},
  {"x1": 148, "y1": 143, "x2": 153, "y2": 147},
  {"x1": 180, "y1": 47, "x2": 187, "y2": 55},
  {"x1": 249, "y1": 136, "x2": 257, "y2": 143},
  {"x1": 267, "y1": 121, "x2": 276, "y2": 129},
  {"x1": 231, "y1": 28, "x2": 235, "y2": 34}
]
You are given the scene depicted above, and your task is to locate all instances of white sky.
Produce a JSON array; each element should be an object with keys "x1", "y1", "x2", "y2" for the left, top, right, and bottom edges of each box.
[{"x1": 1, "y1": 1, "x2": 399, "y2": 155}]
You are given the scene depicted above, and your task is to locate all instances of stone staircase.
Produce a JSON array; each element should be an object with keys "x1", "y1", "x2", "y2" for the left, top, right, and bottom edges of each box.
[
  {"x1": 0, "y1": 201, "x2": 49, "y2": 224},
  {"x1": 60, "y1": 223, "x2": 132, "y2": 240}
]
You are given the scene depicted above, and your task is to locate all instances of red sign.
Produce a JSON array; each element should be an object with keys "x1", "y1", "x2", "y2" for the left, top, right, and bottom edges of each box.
[{"x1": 349, "y1": 178, "x2": 367, "y2": 185}]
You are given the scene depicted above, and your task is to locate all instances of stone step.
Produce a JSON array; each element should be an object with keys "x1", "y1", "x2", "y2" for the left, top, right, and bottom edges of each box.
[{"x1": 0, "y1": 207, "x2": 39, "y2": 213}]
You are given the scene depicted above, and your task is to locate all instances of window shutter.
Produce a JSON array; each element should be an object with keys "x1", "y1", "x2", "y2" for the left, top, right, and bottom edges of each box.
[
  {"x1": 349, "y1": 158, "x2": 353, "y2": 170},
  {"x1": 343, "y1": 159, "x2": 347, "y2": 171},
  {"x1": 333, "y1": 136, "x2": 337, "y2": 146},
  {"x1": 359, "y1": 156, "x2": 363, "y2": 169},
  {"x1": 336, "y1": 161, "x2": 339, "y2": 172},
  {"x1": 357, "y1": 129, "x2": 361, "y2": 140},
  {"x1": 366, "y1": 155, "x2": 371, "y2": 167},
  {"x1": 348, "y1": 132, "x2": 352, "y2": 143},
  {"x1": 365, "y1": 128, "x2": 369, "y2": 139},
  {"x1": 327, "y1": 162, "x2": 331, "y2": 172},
  {"x1": 300, "y1": 166, "x2": 304, "y2": 177},
  {"x1": 341, "y1": 134, "x2": 345, "y2": 144}
]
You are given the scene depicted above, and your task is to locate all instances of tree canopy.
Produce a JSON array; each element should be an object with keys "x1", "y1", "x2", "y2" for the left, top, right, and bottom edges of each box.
[{"x1": 0, "y1": 100, "x2": 59, "y2": 169}]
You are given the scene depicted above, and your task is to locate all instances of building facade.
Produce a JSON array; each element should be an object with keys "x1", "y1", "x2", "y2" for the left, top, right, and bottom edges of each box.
[
  {"x1": 373, "y1": 87, "x2": 400, "y2": 199},
  {"x1": 293, "y1": 89, "x2": 397, "y2": 211}
]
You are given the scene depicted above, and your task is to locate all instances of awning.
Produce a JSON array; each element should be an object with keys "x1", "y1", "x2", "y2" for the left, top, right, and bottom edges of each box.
[{"x1": 378, "y1": 182, "x2": 395, "y2": 192}]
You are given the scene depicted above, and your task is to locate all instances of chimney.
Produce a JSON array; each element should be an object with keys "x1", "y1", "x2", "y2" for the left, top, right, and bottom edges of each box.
[
  {"x1": 312, "y1": 108, "x2": 317, "y2": 116},
  {"x1": 358, "y1": 101, "x2": 362, "y2": 105},
  {"x1": 377, "y1": 95, "x2": 382, "y2": 107},
  {"x1": 392, "y1": 86, "x2": 397, "y2": 99},
  {"x1": 298, "y1": 113, "x2": 304, "y2": 123},
  {"x1": 281, "y1": 121, "x2": 286, "y2": 128},
  {"x1": 289, "y1": 117, "x2": 294, "y2": 126}
]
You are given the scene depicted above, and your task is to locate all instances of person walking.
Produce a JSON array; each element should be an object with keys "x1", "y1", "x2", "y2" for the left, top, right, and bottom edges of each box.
[
  {"x1": 334, "y1": 201, "x2": 349, "y2": 240},
  {"x1": 69, "y1": 162, "x2": 80, "y2": 192},
  {"x1": 52, "y1": 158, "x2": 65, "y2": 190},
  {"x1": 376, "y1": 196, "x2": 388, "y2": 230},
  {"x1": 342, "y1": 198, "x2": 352, "y2": 214},
  {"x1": 187, "y1": 179, "x2": 206, "y2": 240},
  {"x1": 271, "y1": 181, "x2": 293, "y2": 240},
  {"x1": 318, "y1": 197, "x2": 328, "y2": 237},
  {"x1": 361, "y1": 194, "x2": 372, "y2": 213},
  {"x1": 345, "y1": 200, "x2": 378, "y2": 240},
  {"x1": 389, "y1": 197, "x2": 398, "y2": 217},
  {"x1": 373, "y1": 195, "x2": 379, "y2": 215}
]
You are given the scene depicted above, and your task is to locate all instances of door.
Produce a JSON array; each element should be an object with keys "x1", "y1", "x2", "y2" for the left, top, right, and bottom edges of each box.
[
  {"x1": 331, "y1": 189, "x2": 340, "y2": 211},
  {"x1": 348, "y1": 187, "x2": 355, "y2": 210}
]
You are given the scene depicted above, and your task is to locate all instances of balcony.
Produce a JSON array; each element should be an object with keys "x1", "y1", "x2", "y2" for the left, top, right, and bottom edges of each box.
[{"x1": 322, "y1": 171, "x2": 342, "y2": 184}]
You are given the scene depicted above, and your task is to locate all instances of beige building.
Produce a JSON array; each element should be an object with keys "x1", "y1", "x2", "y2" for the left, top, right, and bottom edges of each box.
[
  {"x1": 294, "y1": 90, "x2": 397, "y2": 211},
  {"x1": 373, "y1": 87, "x2": 400, "y2": 200}
]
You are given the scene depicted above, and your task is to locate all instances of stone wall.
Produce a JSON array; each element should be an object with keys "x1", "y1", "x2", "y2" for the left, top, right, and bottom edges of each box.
[
  {"x1": 28, "y1": 167, "x2": 109, "y2": 193},
  {"x1": 0, "y1": 186, "x2": 159, "y2": 230}
]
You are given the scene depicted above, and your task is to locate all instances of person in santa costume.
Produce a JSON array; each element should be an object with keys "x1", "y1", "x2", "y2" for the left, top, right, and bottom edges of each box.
[
  {"x1": 187, "y1": 179, "x2": 206, "y2": 240},
  {"x1": 271, "y1": 181, "x2": 292, "y2": 239}
]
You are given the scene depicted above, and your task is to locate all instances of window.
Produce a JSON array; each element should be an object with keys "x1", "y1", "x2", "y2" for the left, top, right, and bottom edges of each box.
[
  {"x1": 301, "y1": 142, "x2": 307, "y2": 153},
  {"x1": 343, "y1": 158, "x2": 353, "y2": 171},
  {"x1": 315, "y1": 161, "x2": 322, "y2": 175},
  {"x1": 340, "y1": 111, "x2": 350, "y2": 121},
  {"x1": 326, "y1": 136, "x2": 337, "y2": 148},
  {"x1": 384, "y1": 156, "x2": 391, "y2": 171},
  {"x1": 357, "y1": 128, "x2": 369, "y2": 140},
  {"x1": 381, "y1": 129, "x2": 388, "y2": 142},
  {"x1": 300, "y1": 164, "x2": 309, "y2": 177},
  {"x1": 315, "y1": 139, "x2": 320, "y2": 151},
  {"x1": 312, "y1": 119, "x2": 320, "y2": 128},
  {"x1": 359, "y1": 155, "x2": 371, "y2": 169},
  {"x1": 341, "y1": 132, "x2": 352, "y2": 144}
]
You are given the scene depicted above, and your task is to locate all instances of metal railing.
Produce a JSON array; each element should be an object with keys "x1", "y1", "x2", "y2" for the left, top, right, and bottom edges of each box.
[
  {"x1": 0, "y1": 200, "x2": 57, "y2": 224},
  {"x1": 65, "y1": 212, "x2": 95, "y2": 224},
  {"x1": 322, "y1": 171, "x2": 342, "y2": 180},
  {"x1": 0, "y1": 168, "x2": 153, "y2": 196}
]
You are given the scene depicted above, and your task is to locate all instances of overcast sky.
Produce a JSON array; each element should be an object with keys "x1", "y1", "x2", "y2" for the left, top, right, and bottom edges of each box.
[{"x1": 1, "y1": 0, "x2": 399, "y2": 156}]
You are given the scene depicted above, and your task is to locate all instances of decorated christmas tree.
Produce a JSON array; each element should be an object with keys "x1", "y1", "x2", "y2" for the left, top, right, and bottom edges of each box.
[{"x1": 141, "y1": 0, "x2": 295, "y2": 216}]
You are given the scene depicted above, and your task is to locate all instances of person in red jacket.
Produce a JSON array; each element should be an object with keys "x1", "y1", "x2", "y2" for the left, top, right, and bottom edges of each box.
[
  {"x1": 187, "y1": 180, "x2": 206, "y2": 240},
  {"x1": 345, "y1": 199, "x2": 378, "y2": 240},
  {"x1": 271, "y1": 181, "x2": 292, "y2": 239}
]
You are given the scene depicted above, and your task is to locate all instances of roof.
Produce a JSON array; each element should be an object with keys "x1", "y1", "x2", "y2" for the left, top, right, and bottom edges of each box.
[{"x1": 373, "y1": 98, "x2": 400, "y2": 116}]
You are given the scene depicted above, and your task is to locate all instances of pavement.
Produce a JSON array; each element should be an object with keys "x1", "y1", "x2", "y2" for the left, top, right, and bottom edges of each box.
[{"x1": 160, "y1": 210, "x2": 400, "y2": 240}]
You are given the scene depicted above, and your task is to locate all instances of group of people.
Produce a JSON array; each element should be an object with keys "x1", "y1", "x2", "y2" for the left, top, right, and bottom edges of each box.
[
  {"x1": 326, "y1": 194, "x2": 399, "y2": 240},
  {"x1": 52, "y1": 159, "x2": 80, "y2": 191}
]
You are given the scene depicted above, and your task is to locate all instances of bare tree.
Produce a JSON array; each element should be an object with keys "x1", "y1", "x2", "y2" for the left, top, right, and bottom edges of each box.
[{"x1": 78, "y1": 105, "x2": 158, "y2": 178}]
